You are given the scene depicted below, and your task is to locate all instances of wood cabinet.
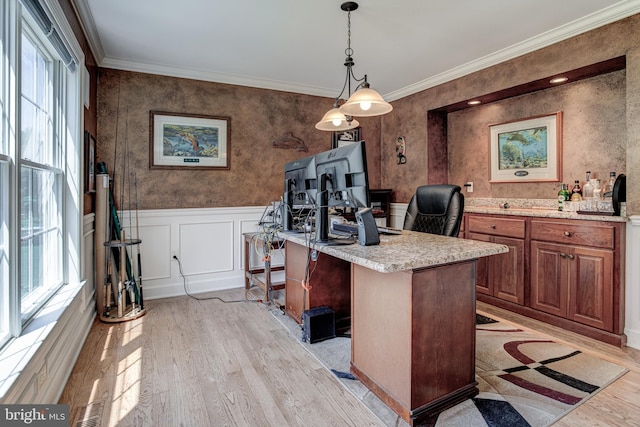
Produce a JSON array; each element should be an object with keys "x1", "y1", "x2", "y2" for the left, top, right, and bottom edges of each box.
[
  {"x1": 284, "y1": 241, "x2": 351, "y2": 324},
  {"x1": 467, "y1": 215, "x2": 525, "y2": 305},
  {"x1": 530, "y1": 219, "x2": 617, "y2": 332},
  {"x1": 465, "y1": 213, "x2": 625, "y2": 346}
]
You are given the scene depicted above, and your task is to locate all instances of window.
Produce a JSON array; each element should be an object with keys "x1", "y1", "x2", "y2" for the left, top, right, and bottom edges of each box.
[
  {"x1": 0, "y1": 0, "x2": 83, "y2": 353},
  {"x1": 20, "y1": 29, "x2": 64, "y2": 319}
]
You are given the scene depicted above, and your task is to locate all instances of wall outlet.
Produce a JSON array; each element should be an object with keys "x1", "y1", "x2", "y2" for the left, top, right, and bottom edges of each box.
[{"x1": 464, "y1": 182, "x2": 474, "y2": 193}]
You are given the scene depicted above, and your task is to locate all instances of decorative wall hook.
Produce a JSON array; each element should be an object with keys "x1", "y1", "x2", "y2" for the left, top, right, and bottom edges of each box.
[{"x1": 396, "y1": 136, "x2": 406, "y2": 164}]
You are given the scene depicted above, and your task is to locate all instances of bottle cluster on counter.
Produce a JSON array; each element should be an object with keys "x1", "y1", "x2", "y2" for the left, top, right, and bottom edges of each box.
[{"x1": 558, "y1": 171, "x2": 616, "y2": 213}]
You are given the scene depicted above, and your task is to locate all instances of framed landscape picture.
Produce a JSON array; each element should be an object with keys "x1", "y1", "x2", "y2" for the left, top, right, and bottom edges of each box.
[
  {"x1": 489, "y1": 112, "x2": 562, "y2": 183},
  {"x1": 150, "y1": 111, "x2": 230, "y2": 169}
]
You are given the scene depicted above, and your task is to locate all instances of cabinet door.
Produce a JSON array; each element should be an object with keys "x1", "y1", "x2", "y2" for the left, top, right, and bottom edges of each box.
[
  {"x1": 568, "y1": 246, "x2": 614, "y2": 330},
  {"x1": 492, "y1": 236, "x2": 525, "y2": 305},
  {"x1": 530, "y1": 241, "x2": 568, "y2": 317},
  {"x1": 469, "y1": 232, "x2": 492, "y2": 295}
]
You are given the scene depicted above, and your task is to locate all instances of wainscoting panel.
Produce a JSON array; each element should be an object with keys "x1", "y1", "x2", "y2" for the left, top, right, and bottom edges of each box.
[
  {"x1": 119, "y1": 206, "x2": 266, "y2": 300},
  {"x1": 179, "y1": 221, "x2": 234, "y2": 275},
  {"x1": 138, "y1": 224, "x2": 171, "y2": 280}
]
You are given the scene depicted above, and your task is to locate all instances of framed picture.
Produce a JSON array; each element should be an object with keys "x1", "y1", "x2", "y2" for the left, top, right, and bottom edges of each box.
[
  {"x1": 150, "y1": 111, "x2": 230, "y2": 169},
  {"x1": 85, "y1": 131, "x2": 96, "y2": 193},
  {"x1": 332, "y1": 127, "x2": 361, "y2": 148},
  {"x1": 489, "y1": 112, "x2": 562, "y2": 183}
]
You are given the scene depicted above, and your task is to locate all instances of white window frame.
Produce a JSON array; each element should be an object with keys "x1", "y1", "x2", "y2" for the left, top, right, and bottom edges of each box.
[{"x1": 0, "y1": 0, "x2": 85, "y2": 397}]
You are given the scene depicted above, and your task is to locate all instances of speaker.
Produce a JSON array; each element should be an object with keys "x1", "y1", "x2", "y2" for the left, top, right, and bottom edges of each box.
[
  {"x1": 302, "y1": 306, "x2": 335, "y2": 343},
  {"x1": 355, "y1": 207, "x2": 380, "y2": 246}
]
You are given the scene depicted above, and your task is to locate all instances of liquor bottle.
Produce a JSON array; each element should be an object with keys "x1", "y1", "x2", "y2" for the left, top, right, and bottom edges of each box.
[
  {"x1": 583, "y1": 171, "x2": 593, "y2": 199},
  {"x1": 557, "y1": 184, "x2": 570, "y2": 211},
  {"x1": 593, "y1": 179, "x2": 602, "y2": 200},
  {"x1": 571, "y1": 180, "x2": 582, "y2": 201},
  {"x1": 604, "y1": 172, "x2": 616, "y2": 199}
]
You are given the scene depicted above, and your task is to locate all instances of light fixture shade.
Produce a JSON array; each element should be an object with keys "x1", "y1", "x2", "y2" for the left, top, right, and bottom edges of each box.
[
  {"x1": 340, "y1": 87, "x2": 393, "y2": 117},
  {"x1": 315, "y1": 107, "x2": 360, "y2": 131}
]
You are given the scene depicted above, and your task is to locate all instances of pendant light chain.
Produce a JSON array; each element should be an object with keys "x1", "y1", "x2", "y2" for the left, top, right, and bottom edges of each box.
[
  {"x1": 314, "y1": 2, "x2": 393, "y2": 131},
  {"x1": 346, "y1": 9, "x2": 353, "y2": 58}
]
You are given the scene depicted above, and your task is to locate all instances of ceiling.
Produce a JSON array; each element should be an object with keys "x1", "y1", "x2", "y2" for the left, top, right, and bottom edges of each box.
[{"x1": 72, "y1": 0, "x2": 640, "y2": 101}]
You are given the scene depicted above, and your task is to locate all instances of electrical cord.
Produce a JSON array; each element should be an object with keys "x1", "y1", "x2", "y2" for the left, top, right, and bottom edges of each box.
[{"x1": 173, "y1": 255, "x2": 261, "y2": 303}]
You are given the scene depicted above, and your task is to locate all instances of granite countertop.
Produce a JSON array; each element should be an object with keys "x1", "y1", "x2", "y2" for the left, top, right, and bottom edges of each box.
[
  {"x1": 464, "y1": 198, "x2": 627, "y2": 223},
  {"x1": 280, "y1": 230, "x2": 508, "y2": 273}
]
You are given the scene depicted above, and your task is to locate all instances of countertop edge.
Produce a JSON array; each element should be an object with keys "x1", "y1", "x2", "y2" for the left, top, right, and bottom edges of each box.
[
  {"x1": 464, "y1": 206, "x2": 627, "y2": 223},
  {"x1": 279, "y1": 231, "x2": 509, "y2": 273}
]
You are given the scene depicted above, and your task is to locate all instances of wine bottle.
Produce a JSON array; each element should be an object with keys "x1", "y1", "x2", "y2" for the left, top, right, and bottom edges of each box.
[{"x1": 558, "y1": 184, "x2": 570, "y2": 211}]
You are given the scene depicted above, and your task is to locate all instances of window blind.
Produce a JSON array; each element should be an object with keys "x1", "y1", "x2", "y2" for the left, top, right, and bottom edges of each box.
[{"x1": 20, "y1": 0, "x2": 77, "y2": 71}]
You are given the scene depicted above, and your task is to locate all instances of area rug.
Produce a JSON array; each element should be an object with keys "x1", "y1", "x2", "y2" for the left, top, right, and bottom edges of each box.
[{"x1": 269, "y1": 309, "x2": 627, "y2": 427}]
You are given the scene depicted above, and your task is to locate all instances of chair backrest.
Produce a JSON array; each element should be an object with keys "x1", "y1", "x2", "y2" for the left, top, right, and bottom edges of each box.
[{"x1": 403, "y1": 184, "x2": 464, "y2": 237}]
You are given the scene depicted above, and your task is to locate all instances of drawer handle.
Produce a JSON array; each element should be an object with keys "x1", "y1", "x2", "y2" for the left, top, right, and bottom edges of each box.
[
  {"x1": 564, "y1": 231, "x2": 571, "y2": 237},
  {"x1": 491, "y1": 224, "x2": 496, "y2": 229},
  {"x1": 560, "y1": 253, "x2": 566, "y2": 258},
  {"x1": 568, "y1": 254, "x2": 575, "y2": 260}
]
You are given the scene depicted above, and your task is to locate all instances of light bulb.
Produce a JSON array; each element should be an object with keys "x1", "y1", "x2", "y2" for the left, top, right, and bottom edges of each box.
[
  {"x1": 360, "y1": 101, "x2": 371, "y2": 111},
  {"x1": 332, "y1": 118, "x2": 343, "y2": 126}
]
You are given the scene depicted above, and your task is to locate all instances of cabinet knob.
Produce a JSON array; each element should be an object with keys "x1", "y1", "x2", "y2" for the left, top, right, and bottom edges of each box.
[
  {"x1": 560, "y1": 253, "x2": 566, "y2": 258},
  {"x1": 491, "y1": 224, "x2": 496, "y2": 229},
  {"x1": 564, "y1": 231, "x2": 571, "y2": 237},
  {"x1": 568, "y1": 254, "x2": 575, "y2": 260}
]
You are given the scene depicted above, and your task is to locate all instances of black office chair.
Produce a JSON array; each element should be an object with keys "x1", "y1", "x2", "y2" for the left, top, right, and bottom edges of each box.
[{"x1": 403, "y1": 184, "x2": 464, "y2": 237}]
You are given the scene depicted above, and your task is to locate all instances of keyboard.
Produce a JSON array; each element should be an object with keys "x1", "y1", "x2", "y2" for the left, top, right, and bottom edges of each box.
[
  {"x1": 332, "y1": 222, "x2": 403, "y2": 236},
  {"x1": 332, "y1": 222, "x2": 359, "y2": 235},
  {"x1": 377, "y1": 226, "x2": 403, "y2": 235}
]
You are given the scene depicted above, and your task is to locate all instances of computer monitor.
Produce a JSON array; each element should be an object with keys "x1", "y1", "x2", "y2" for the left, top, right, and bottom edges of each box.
[
  {"x1": 314, "y1": 140, "x2": 371, "y2": 243},
  {"x1": 283, "y1": 154, "x2": 317, "y2": 231}
]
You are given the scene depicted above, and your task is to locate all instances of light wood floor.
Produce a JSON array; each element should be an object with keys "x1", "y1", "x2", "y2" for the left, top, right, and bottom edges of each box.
[{"x1": 60, "y1": 288, "x2": 640, "y2": 427}]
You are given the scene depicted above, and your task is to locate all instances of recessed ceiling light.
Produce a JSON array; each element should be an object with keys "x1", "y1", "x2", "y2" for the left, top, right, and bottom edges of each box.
[
  {"x1": 550, "y1": 77, "x2": 568, "y2": 84},
  {"x1": 467, "y1": 100, "x2": 481, "y2": 105}
]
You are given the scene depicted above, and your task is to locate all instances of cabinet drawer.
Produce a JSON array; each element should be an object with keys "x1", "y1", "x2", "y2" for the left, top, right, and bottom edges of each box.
[
  {"x1": 530, "y1": 219, "x2": 614, "y2": 249},
  {"x1": 468, "y1": 215, "x2": 525, "y2": 239}
]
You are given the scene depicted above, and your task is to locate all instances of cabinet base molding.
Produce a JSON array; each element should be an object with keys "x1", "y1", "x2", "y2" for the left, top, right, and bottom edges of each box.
[{"x1": 478, "y1": 294, "x2": 627, "y2": 347}]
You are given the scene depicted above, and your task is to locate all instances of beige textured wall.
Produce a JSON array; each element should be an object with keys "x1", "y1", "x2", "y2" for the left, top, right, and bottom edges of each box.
[
  {"x1": 448, "y1": 71, "x2": 626, "y2": 199},
  {"x1": 96, "y1": 69, "x2": 382, "y2": 209},
  {"x1": 97, "y1": 14, "x2": 640, "y2": 214},
  {"x1": 382, "y1": 13, "x2": 640, "y2": 214}
]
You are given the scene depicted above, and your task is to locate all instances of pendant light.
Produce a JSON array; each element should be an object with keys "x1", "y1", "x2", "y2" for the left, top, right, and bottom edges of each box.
[{"x1": 315, "y1": 2, "x2": 392, "y2": 131}]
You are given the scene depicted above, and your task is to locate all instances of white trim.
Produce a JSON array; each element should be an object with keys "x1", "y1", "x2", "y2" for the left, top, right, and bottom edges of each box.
[
  {"x1": 114, "y1": 206, "x2": 268, "y2": 301},
  {"x1": 72, "y1": 0, "x2": 640, "y2": 99},
  {"x1": 41, "y1": 0, "x2": 84, "y2": 68},
  {"x1": 99, "y1": 57, "x2": 339, "y2": 98},
  {"x1": 69, "y1": 0, "x2": 104, "y2": 64},
  {"x1": 385, "y1": 0, "x2": 640, "y2": 101},
  {"x1": 625, "y1": 215, "x2": 640, "y2": 350}
]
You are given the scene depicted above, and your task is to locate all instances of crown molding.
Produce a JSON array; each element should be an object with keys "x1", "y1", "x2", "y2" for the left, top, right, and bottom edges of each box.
[
  {"x1": 99, "y1": 57, "x2": 338, "y2": 98},
  {"x1": 384, "y1": 0, "x2": 640, "y2": 101},
  {"x1": 73, "y1": 0, "x2": 640, "y2": 100},
  {"x1": 70, "y1": 0, "x2": 105, "y2": 64}
]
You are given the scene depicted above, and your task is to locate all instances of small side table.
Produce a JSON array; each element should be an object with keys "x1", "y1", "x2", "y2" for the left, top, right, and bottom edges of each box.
[{"x1": 243, "y1": 232, "x2": 286, "y2": 302}]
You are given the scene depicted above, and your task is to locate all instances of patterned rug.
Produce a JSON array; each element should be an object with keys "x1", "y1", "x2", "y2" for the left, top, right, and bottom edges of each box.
[{"x1": 270, "y1": 310, "x2": 627, "y2": 427}]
